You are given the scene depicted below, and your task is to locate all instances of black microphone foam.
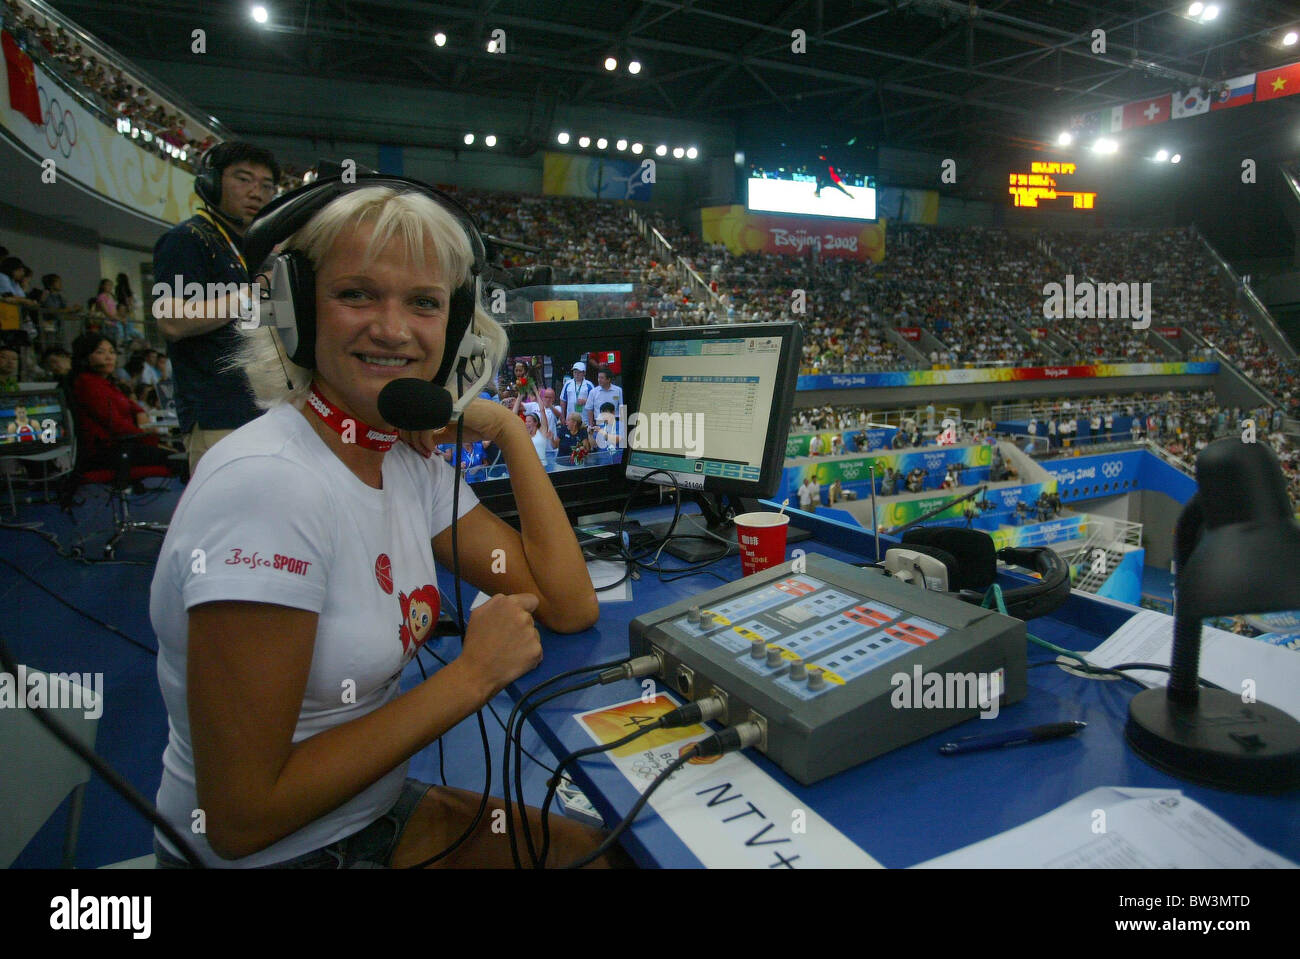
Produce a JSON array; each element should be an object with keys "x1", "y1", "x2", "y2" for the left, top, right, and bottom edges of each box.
[{"x1": 377, "y1": 378, "x2": 453, "y2": 431}]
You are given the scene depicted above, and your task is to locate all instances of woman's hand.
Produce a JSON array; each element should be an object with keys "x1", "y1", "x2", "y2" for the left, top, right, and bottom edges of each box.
[{"x1": 399, "y1": 398, "x2": 523, "y2": 458}]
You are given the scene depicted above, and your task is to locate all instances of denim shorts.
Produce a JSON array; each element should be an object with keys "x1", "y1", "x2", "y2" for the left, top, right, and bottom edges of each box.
[{"x1": 154, "y1": 778, "x2": 431, "y2": 869}]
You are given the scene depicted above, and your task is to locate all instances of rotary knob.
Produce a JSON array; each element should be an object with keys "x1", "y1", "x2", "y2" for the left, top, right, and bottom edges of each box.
[
  {"x1": 750, "y1": 637, "x2": 767, "y2": 659},
  {"x1": 789, "y1": 658, "x2": 807, "y2": 681},
  {"x1": 687, "y1": 606, "x2": 701, "y2": 624},
  {"x1": 807, "y1": 667, "x2": 826, "y2": 690},
  {"x1": 766, "y1": 645, "x2": 784, "y2": 668},
  {"x1": 699, "y1": 611, "x2": 714, "y2": 628}
]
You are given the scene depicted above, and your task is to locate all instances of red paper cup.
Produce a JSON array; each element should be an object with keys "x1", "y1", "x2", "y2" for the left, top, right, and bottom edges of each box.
[{"x1": 734, "y1": 511, "x2": 791, "y2": 576}]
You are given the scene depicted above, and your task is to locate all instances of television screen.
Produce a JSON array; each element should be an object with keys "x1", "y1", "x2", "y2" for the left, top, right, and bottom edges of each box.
[{"x1": 747, "y1": 162, "x2": 877, "y2": 220}]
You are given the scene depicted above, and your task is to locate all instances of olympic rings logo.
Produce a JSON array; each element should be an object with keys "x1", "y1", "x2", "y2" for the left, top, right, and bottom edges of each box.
[
  {"x1": 1101, "y1": 461, "x2": 1123, "y2": 479},
  {"x1": 37, "y1": 86, "x2": 77, "y2": 157}
]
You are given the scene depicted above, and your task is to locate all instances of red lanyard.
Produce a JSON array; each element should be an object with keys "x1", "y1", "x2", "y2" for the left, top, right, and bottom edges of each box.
[{"x1": 305, "y1": 384, "x2": 398, "y2": 451}]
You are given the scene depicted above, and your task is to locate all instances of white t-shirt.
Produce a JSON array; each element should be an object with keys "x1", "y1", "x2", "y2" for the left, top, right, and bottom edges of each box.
[
  {"x1": 150, "y1": 403, "x2": 478, "y2": 867},
  {"x1": 560, "y1": 378, "x2": 593, "y2": 420},
  {"x1": 531, "y1": 429, "x2": 549, "y2": 464},
  {"x1": 585, "y1": 384, "x2": 623, "y2": 425}
]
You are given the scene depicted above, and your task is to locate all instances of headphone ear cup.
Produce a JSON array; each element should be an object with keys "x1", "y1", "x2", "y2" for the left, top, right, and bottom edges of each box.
[
  {"x1": 281, "y1": 251, "x2": 316, "y2": 369},
  {"x1": 433, "y1": 282, "x2": 477, "y2": 389},
  {"x1": 912, "y1": 528, "x2": 998, "y2": 591}
]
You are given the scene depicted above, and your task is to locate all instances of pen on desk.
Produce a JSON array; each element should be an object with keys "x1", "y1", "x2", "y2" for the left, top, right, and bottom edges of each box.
[{"x1": 939, "y1": 721, "x2": 1086, "y2": 756}]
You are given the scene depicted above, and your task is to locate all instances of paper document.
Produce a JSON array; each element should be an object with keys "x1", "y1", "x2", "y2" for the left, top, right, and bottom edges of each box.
[
  {"x1": 470, "y1": 557, "x2": 631, "y2": 610},
  {"x1": 915, "y1": 786, "x2": 1296, "y2": 868},
  {"x1": 1087, "y1": 609, "x2": 1300, "y2": 721}
]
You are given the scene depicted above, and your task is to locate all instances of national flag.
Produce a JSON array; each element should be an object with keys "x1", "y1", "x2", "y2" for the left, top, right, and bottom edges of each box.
[
  {"x1": 1171, "y1": 87, "x2": 1210, "y2": 119},
  {"x1": 1211, "y1": 73, "x2": 1255, "y2": 110},
  {"x1": 2, "y1": 30, "x2": 42, "y2": 125},
  {"x1": 1069, "y1": 107, "x2": 1121, "y2": 138},
  {"x1": 1121, "y1": 94, "x2": 1171, "y2": 129},
  {"x1": 1256, "y1": 62, "x2": 1300, "y2": 102}
]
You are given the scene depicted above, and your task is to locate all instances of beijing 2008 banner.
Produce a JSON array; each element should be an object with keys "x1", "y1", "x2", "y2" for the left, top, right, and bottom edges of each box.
[
  {"x1": 700, "y1": 205, "x2": 886, "y2": 262},
  {"x1": 542, "y1": 151, "x2": 653, "y2": 201},
  {"x1": 797, "y1": 361, "x2": 1219, "y2": 391}
]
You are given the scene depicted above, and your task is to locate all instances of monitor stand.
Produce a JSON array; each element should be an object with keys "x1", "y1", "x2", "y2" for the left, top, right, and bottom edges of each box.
[{"x1": 643, "y1": 492, "x2": 813, "y2": 564}]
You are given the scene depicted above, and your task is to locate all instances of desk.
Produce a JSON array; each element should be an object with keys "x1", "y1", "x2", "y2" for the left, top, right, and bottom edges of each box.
[{"x1": 446, "y1": 505, "x2": 1300, "y2": 867}]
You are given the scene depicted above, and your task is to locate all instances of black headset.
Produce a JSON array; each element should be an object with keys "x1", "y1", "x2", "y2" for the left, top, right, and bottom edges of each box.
[
  {"x1": 239, "y1": 173, "x2": 490, "y2": 398},
  {"x1": 895, "y1": 526, "x2": 1071, "y2": 621}
]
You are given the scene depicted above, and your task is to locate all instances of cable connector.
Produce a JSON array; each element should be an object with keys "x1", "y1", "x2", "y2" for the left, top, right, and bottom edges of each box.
[
  {"x1": 660, "y1": 695, "x2": 725, "y2": 728},
  {"x1": 693, "y1": 721, "x2": 763, "y2": 758},
  {"x1": 598, "y1": 654, "x2": 662, "y2": 685}
]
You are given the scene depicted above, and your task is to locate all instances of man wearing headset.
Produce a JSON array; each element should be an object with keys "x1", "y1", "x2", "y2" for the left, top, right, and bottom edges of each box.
[
  {"x1": 149, "y1": 177, "x2": 610, "y2": 868},
  {"x1": 152, "y1": 140, "x2": 281, "y2": 472}
]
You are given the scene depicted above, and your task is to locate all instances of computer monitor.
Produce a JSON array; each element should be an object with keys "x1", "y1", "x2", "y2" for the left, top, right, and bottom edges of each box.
[
  {"x1": 467, "y1": 315, "x2": 655, "y2": 525},
  {"x1": 0, "y1": 387, "x2": 68, "y2": 457},
  {"x1": 626, "y1": 322, "x2": 807, "y2": 561}
]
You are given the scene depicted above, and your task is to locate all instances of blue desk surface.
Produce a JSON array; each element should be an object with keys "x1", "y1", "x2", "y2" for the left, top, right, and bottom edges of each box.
[{"x1": 446, "y1": 505, "x2": 1300, "y2": 868}]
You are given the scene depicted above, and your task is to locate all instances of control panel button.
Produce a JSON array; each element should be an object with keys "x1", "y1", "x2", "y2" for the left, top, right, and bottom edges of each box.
[
  {"x1": 789, "y1": 658, "x2": 807, "y2": 681},
  {"x1": 687, "y1": 606, "x2": 701, "y2": 624},
  {"x1": 808, "y1": 667, "x2": 826, "y2": 690},
  {"x1": 750, "y1": 637, "x2": 767, "y2": 659},
  {"x1": 766, "y1": 645, "x2": 784, "y2": 667}
]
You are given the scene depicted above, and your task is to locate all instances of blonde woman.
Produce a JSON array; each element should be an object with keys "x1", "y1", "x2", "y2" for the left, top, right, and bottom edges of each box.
[{"x1": 149, "y1": 183, "x2": 606, "y2": 868}]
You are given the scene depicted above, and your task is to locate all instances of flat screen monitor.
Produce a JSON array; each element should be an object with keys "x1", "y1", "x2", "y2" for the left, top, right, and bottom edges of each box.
[
  {"x1": 625, "y1": 322, "x2": 802, "y2": 499},
  {"x1": 0, "y1": 387, "x2": 68, "y2": 456},
  {"x1": 625, "y1": 322, "x2": 806, "y2": 561},
  {"x1": 467, "y1": 315, "x2": 653, "y2": 524}
]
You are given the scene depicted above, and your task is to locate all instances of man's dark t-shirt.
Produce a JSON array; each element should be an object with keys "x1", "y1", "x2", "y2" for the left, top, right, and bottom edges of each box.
[{"x1": 152, "y1": 214, "x2": 261, "y2": 433}]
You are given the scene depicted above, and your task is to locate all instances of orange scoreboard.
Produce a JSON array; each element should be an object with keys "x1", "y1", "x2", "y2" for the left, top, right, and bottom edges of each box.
[{"x1": 1009, "y1": 162, "x2": 1097, "y2": 210}]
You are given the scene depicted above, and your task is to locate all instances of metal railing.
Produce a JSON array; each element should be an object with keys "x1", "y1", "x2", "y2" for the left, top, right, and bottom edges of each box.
[{"x1": 17, "y1": 0, "x2": 227, "y2": 142}]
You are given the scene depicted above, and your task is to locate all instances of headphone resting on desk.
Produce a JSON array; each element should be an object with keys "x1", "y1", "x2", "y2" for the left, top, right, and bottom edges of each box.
[{"x1": 889, "y1": 527, "x2": 1070, "y2": 621}]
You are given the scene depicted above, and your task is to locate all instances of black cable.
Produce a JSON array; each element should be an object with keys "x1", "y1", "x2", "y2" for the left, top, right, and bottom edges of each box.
[
  {"x1": 497, "y1": 657, "x2": 629, "y2": 868},
  {"x1": 420, "y1": 643, "x2": 560, "y2": 776},
  {"x1": 0, "y1": 633, "x2": 204, "y2": 868},
  {"x1": 509, "y1": 674, "x2": 603, "y2": 868},
  {"x1": 560, "y1": 745, "x2": 699, "y2": 870},
  {"x1": 0, "y1": 555, "x2": 157, "y2": 657},
  {"x1": 536, "y1": 718, "x2": 666, "y2": 868},
  {"x1": 404, "y1": 367, "x2": 492, "y2": 869}
]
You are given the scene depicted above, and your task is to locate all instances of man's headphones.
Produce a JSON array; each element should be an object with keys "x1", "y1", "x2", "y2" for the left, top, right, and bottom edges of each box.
[
  {"x1": 886, "y1": 526, "x2": 1070, "y2": 621},
  {"x1": 193, "y1": 143, "x2": 228, "y2": 211},
  {"x1": 239, "y1": 174, "x2": 492, "y2": 407}
]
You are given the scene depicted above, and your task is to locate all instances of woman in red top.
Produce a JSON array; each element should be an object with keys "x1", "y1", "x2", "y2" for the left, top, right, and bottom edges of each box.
[{"x1": 70, "y1": 332, "x2": 177, "y2": 472}]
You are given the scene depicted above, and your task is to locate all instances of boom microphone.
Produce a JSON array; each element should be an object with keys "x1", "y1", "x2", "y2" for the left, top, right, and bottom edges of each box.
[{"x1": 378, "y1": 378, "x2": 454, "y2": 431}]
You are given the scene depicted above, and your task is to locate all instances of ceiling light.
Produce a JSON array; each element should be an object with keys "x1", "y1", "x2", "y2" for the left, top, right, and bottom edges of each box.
[
  {"x1": 1285, "y1": 31, "x2": 1299, "y2": 46},
  {"x1": 484, "y1": 134, "x2": 497, "y2": 147},
  {"x1": 686, "y1": 146, "x2": 699, "y2": 159},
  {"x1": 1188, "y1": 2, "x2": 1203, "y2": 15},
  {"x1": 1155, "y1": 149, "x2": 1169, "y2": 161},
  {"x1": 616, "y1": 138, "x2": 628, "y2": 151},
  {"x1": 1171, "y1": 153, "x2": 1182, "y2": 163},
  {"x1": 463, "y1": 132, "x2": 475, "y2": 145},
  {"x1": 557, "y1": 131, "x2": 570, "y2": 145},
  {"x1": 628, "y1": 60, "x2": 642, "y2": 75},
  {"x1": 1057, "y1": 131, "x2": 1073, "y2": 146},
  {"x1": 1202, "y1": 4, "x2": 1219, "y2": 20},
  {"x1": 631, "y1": 142, "x2": 643, "y2": 154},
  {"x1": 655, "y1": 144, "x2": 667, "y2": 156},
  {"x1": 251, "y1": 5, "x2": 269, "y2": 24},
  {"x1": 433, "y1": 32, "x2": 447, "y2": 47},
  {"x1": 604, "y1": 56, "x2": 618, "y2": 71},
  {"x1": 1092, "y1": 137, "x2": 1118, "y2": 154},
  {"x1": 578, "y1": 136, "x2": 591, "y2": 148},
  {"x1": 596, "y1": 137, "x2": 608, "y2": 149},
  {"x1": 672, "y1": 147, "x2": 685, "y2": 159}
]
